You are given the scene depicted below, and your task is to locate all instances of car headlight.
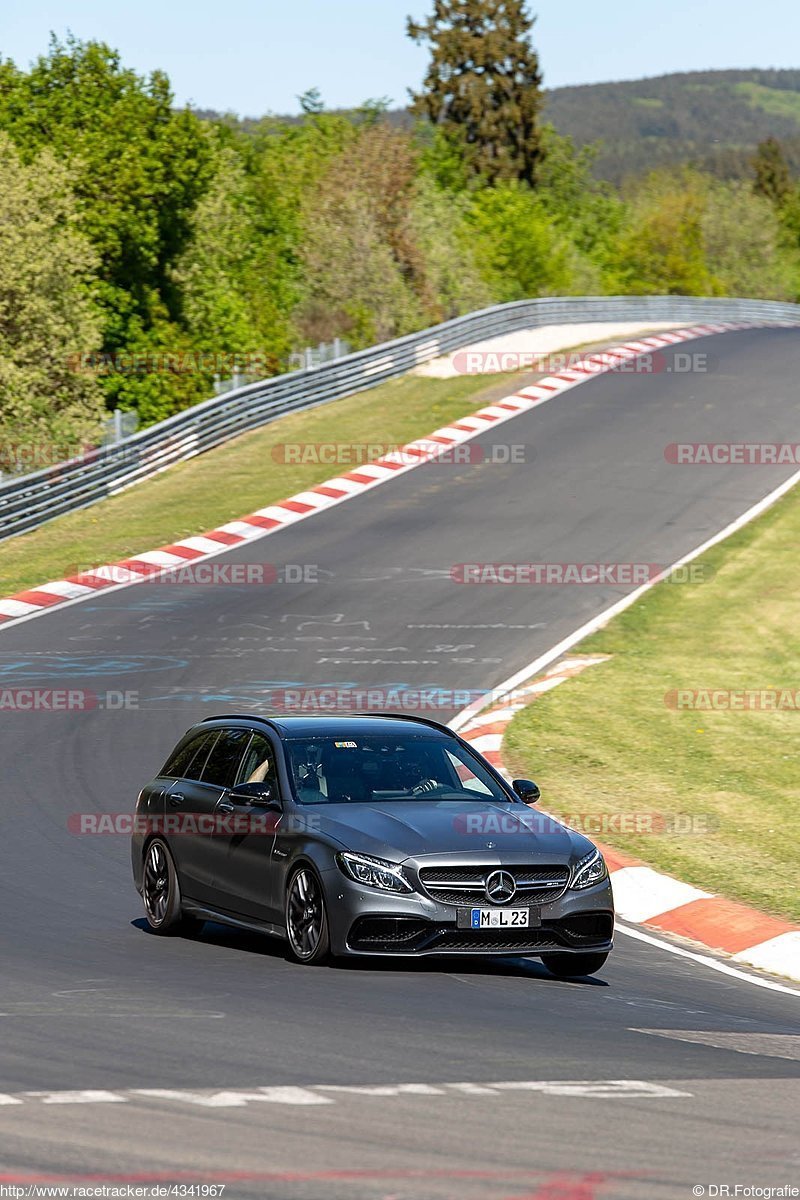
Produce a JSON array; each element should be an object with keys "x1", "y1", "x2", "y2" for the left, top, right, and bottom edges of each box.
[
  {"x1": 571, "y1": 848, "x2": 608, "y2": 890},
  {"x1": 337, "y1": 852, "x2": 413, "y2": 893}
]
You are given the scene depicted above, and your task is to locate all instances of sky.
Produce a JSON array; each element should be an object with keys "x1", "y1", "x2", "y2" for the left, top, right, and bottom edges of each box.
[{"x1": 1, "y1": 0, "x2": 799, "y2": 117}]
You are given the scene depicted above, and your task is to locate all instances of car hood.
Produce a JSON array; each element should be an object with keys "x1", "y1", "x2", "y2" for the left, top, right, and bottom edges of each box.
[{"x1": 308, "y1": 799, "x2": 590, "y2": 863}]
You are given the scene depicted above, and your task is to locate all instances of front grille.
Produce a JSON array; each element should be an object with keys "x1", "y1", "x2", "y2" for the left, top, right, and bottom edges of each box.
[
  {"x1": 431, "y1": 929, "x2": 563, "y2": 952},
  {"x1": 346, "y1": 913, "x2": 613, "y2": 955},
  {"x1": 419, "y1": 864, "x2": 570, "y2": 907}
]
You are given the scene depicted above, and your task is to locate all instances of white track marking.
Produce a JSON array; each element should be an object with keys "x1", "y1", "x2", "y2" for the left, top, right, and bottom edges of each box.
[
  {"x1": 318, "y1": 1083, "x2": 445, "y2": 1097},
  {"x1": 615, "y1": 924, "x2": 800, "y2": 997},
  {"x1": 460, "y1": 732, "x2": 503, "y2": 754},
  {"x1": 133, "y1": 1086, "x2": 331, "y2": 1107},
  {"x1": 0, "y1": 598, "x2": 42, "y2": 617},
  {"x1": 24, "y1": 1090, "x2": 128, "y2": 1104},
  {"x1": 33, "y1": 580, "x2": 94, "y2": 599},
  {"x1": 489, "y1": 1080, "x2": 690, "y2": 1098},
  {"x1": 632, "y1": 1030, "x2": 800, "y2": 1060},
  {"x1": 733, "y1": 931, "x2": 800, "y2": 975},
  {"x1": 450, "y1": 462, "x2": 800, "y2": 729},
  {"x1": 125, "y1": 550, "x2": 187, "y2": 567},
  {"x1": 0, "y1": 1079, "x2": 690, "y2": 1108},
  {"x1": 172, "y1": 536, "x2": 235, "y2": 555},
  {"x1": 610, "y1": 867, "x2": 712, "y2": 923}
]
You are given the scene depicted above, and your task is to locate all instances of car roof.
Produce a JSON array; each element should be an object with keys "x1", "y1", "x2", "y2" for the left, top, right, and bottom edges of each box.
[{"x1": 197, "y1": 713, "x2": 454, "y2": 740}]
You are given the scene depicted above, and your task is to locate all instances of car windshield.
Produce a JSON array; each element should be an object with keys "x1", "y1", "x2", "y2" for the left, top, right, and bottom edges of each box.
[{"x1": 285, "y1": 734, "x2": 510, "y2": 805}]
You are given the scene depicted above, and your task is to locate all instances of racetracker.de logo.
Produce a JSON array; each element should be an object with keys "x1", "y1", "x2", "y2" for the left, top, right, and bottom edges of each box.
[
  {"x1": 452, "y1": 811, "x2": 715, "y2": 836},
  {"x1": 68, "y1": 812, "x2": 321, "y2": 835},
  {"x1": 665, "y1": 442, "x2": 800, "y2": 465},
  {"x1": 665, "y1": 688, "x2": 800, "y2": 711},
  {"x1": 270, "y1": 442, "x2": 526, "y2": 465},
  {"x1": 449, "y1": 350, "x2": 713, "y2": 375},
  {"x1": 75, "y1": 562, "x2": 318, "y2": 586},
  {"x1": 451, "y1": 563, "x2": 713, "y2": 585},
  {"x1": 264, "y1": 686, "x2": 481, "y2": 712},
  {"x1": 0, "y1": 688, "x2": 138, "y2": 712}
]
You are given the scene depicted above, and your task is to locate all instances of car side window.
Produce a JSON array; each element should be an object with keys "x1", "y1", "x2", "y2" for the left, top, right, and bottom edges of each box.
[
  {"x1": 237, "y1": 732, "x2": 279, "y2": 791},
  {"x1": 200, "y1": 729, "x2": 252, "y2": 789},
  {"x1": 162, "y1": 731, "x2": 217, "y2": 780}
]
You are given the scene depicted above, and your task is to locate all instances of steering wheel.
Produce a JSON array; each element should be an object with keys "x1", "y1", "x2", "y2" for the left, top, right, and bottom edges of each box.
[{"x1": 410, "y1": 778, "x2": 442, "y2": 795}]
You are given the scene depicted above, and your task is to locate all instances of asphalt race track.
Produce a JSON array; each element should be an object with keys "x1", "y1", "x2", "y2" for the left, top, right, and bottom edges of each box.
[{"x1": 1, "y1": 328, "x2": 799, "y2": 1199}]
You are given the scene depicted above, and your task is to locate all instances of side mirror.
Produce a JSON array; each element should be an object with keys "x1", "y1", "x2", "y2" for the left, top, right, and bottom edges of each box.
[
  {"x1": 512, "y1": 778, "x2": 540, "y2": 804},
  {"x1": 229, "y1": 782, "x2": 279, "y2": 808}
]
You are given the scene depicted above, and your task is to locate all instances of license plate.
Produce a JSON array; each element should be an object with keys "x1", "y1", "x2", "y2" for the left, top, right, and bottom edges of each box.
[{"x1": 456, "y1": 907, "x2": 540, "y2": 929}]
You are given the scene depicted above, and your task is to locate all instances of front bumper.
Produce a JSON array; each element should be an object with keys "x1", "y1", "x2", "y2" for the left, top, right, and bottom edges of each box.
[{"x1": 322, "y1": 868, "x2": 614, "y2": 957}]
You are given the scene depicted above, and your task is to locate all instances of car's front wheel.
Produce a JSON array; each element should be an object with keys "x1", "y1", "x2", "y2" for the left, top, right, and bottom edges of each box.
[
  {"x1": 285, "y1": 867, "x2": 330, "y2": 965},
  {"x1": 540, "y1": 951, "x2": 609, "y2": 978},
  {"x1": 142, "y1": 838, "x2": 204, "y2": 936}
]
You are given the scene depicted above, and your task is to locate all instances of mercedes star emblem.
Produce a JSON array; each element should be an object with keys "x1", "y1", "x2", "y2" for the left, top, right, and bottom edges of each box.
[{"x1": 485, "y1": 869, "x2": 517, "y2": 905}]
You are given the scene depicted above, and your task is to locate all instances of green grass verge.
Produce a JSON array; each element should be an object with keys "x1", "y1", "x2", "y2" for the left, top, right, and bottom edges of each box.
[
  {"x1": 504, "y1": 483, "x2": 800, "y2": 922},
  {"x1": 0, "y1": 372, "x2": 531, "y2": 595}
]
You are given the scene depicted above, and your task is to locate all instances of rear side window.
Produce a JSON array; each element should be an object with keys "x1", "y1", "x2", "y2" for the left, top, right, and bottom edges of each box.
[
  {"x1": 200, "y1": 728, "x2": 253, "y2": 789},
  {"x1": 162, "y1": 731, "x2": 217, "y2": 780}
]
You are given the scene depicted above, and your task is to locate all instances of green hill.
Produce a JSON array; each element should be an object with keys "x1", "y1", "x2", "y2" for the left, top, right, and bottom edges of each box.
[
  {"x1": 544, "y1": 68, "x2": 800, "y2": 181},
  {"x1": 197, "y1": 68, "x2": 800, "y2": 184}
]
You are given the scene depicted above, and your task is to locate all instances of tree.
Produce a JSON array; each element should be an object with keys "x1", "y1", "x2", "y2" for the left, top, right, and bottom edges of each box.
[
  {"x1": 409, "y1": 177, "x2": 491, "y2": 319},
  {"x1": 465, "y1": 183, "x2": 572, "y2": 300},
  {"x1": 295, "y1": 126, "x2": 424, "y2": 345},
  {"x1": 0, "y1": 134, "x2": 106, "y2": 456},
  {"x1": 536, "y1": 125, "x2": 624, "y2": 282},
  {"x1": 408, "y1": 0, "x2": 544, "y2": 187},
  {"x1": 0, "y1": 37, "x2": 214, "y2": 417},
  {"x1": 752, "y1": 137, "x2": 792, "y2": 205},
  {"x1": 296, "y1": 120, "x2": 491, "y2": 341},
  {"x1": 298, "y1": 87, "x2": 325, "y2": 115},
  {"x1": 174, "y1": 147, "x2": 293, "y2": 382},
  {"x1": 702, "y1": 179, "x2": 797, "y2": 300},
  {"x1": 607, "y1": 170, "x2": 713, "y2": 296}
]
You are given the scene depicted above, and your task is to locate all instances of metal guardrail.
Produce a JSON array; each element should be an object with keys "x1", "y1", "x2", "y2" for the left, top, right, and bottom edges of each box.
[{"x1": 1, "y1": 295, "x2": 798, "y2": 541}]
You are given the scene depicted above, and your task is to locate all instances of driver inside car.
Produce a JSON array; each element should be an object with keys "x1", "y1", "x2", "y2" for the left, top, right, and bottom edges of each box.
[{"x1": 397, "y1": 743, "x2": 450, "y2": 794}]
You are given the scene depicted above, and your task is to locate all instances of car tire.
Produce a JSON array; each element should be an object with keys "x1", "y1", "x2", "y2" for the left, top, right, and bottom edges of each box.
[
  {"x1": 540, "y1": 951, "x2": 609, "y2": 978},
  {"x1": 142, "y1": 838, "x2": 204, "y2": 936},
  {"x1": 285, "y1": 866, "x2": 331, "y2": 965}
]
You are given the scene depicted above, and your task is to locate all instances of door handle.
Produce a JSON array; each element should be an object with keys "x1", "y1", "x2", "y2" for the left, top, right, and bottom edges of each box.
[
  {"x1": 167, "y1": 792, "x2": 185, "y2": 808},
  {"x1": 217, "y1": 800, "x2": 235, "y2": 814}
]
